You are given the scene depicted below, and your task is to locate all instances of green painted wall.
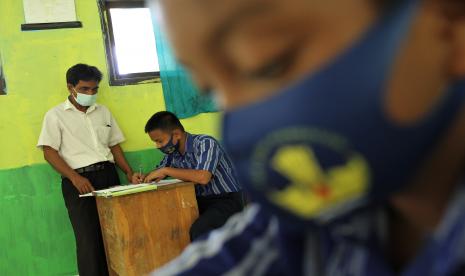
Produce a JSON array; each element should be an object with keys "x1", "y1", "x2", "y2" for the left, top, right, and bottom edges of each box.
[{"x1": 0, "y1": 0, "x2": 220, "y2": 275}]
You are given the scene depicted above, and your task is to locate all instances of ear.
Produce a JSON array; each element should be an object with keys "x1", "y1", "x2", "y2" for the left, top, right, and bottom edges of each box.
[
  {"x1": 449, "y1": 18, "x2": 465, "y2": 78},
  {"x1": 67, "y1": 83, "x2": 74, "y2": 94},
  {"x1": 438, "y1": 0, "x2": 465, "y2": 78},
  {"x1": 172, "y1": 129, "x2": 183, "y2": 141}
]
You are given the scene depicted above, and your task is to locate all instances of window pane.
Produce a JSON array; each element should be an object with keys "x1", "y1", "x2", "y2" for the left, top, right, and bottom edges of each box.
[{"x1": 109, "y1": 8, "x2": 159, "y2": 75}]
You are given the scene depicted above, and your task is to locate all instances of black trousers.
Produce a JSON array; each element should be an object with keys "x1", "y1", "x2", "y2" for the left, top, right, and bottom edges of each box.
[
  {"x1": 61, "y1": 163, "x2": 120, "y2": 276},
  {"x1": 190, "y1": 192, "x2": 244, "y2": 241}
]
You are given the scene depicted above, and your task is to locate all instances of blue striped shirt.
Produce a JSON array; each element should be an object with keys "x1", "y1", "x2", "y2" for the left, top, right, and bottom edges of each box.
[
  {"x1": 157, "y1": 133, "x2": 242, "y2": 197},
  {"x1": 154, "y1": 183, "x2": 465, "y2": 275}
]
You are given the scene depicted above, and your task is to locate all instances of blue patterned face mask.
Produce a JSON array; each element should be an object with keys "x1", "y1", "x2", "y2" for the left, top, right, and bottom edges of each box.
[
  {"x1": 221, "y1": 1, "x2": 465, "y2": 225},
  {"x1": 158, "y1": 135, "x2": 179, "y2": 155}
]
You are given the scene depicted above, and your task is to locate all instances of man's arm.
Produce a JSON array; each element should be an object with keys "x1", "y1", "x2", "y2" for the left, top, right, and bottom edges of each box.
[
  {"x1": 110, "y1": 144, "x2": 135, "y2": 183},
  {"x1": 43, "y1": 146, "x2": 94, "y2": 194},
  {"x1": 144, "y1": 167, "x2": 212, "y2": 184}
]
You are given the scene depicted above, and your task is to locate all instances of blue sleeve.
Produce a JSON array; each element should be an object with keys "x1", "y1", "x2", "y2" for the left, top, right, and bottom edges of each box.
[
  {"x1": 195, "y1": 137, "x2": 221, "y2": 173},
  {"x1": 152, "y1": 204, "x2": 283, "y2": 276},
  {"x1": 156, "y1": 154, "x2": 172, "y2": 169}
]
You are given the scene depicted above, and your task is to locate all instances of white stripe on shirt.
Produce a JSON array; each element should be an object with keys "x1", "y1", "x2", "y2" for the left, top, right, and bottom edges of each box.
[{"x1": 153, "y1": 204, "x2": 265, "y2": 275}]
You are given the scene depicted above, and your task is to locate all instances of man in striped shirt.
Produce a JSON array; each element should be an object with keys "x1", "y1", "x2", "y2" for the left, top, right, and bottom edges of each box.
[{"x1": 139, "y1": 111, "x2": 244, "y2": 241}]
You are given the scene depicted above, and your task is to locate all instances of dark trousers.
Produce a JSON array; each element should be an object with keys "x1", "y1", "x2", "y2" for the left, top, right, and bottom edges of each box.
[
  {"x1": 190, "y1": 192, "x2": 244, "y2": 241},
  {"x1": 61, "y1": 163, "x2": 120, "y2": 276}
]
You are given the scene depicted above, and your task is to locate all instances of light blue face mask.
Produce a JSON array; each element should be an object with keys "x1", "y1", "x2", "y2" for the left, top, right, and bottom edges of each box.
[
  {"x1": 73, "y1": 88, "x2": 97, "y2": 107},
  {"x1": 221, "y1": 0, "x2": 465, "y2": 225}
]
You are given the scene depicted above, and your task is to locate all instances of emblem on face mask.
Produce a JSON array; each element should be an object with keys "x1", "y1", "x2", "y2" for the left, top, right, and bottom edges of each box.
[{"x1": 250, "y1": 128, "x2": 370, "y2": 220}]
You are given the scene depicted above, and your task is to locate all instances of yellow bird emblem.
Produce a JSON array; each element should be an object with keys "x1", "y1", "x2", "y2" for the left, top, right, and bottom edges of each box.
[{"x1": 269, "y1": 145, "x2": 369, "y2": 219}]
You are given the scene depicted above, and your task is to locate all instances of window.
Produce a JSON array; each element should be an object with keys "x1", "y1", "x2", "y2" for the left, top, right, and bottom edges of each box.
[{"x1": 98, "y1": 0, "x2": 160, "y2": 86}]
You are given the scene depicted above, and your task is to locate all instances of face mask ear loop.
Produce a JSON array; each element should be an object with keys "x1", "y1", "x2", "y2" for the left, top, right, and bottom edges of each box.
[{"x1": 72, "y1": 88, "x2": 78, "y2": 101}]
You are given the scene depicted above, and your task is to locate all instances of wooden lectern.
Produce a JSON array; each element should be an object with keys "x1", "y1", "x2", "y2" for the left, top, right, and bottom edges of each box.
[{"x1": 96, "y1": 182, "x2": 199, "y2": 275}]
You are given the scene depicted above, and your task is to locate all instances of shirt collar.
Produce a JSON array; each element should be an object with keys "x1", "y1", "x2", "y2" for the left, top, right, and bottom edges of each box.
[
  {"x1": 64, "y1": 98, "x2": 98, "y2": 113},
  {"x1": 64, "y1": 98, "x2": 74, "y2": 110},
  {"x1": 433, "y1": 182, "x2": 465, "y2": 241},
  {"x1": 184, "y1": 133, "x2": 195, "y2": 154},
  {"x1": 325, "y1": 182, "x2": 465, "y2": 275}
]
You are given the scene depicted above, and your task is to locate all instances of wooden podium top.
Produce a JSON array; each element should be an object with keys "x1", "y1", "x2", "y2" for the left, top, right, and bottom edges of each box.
[{"x1": 96, "y1": 181, "x2": 199, "y2": 275}]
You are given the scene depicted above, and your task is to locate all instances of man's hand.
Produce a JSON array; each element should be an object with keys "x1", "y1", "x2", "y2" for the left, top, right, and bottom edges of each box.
[
  {"x1": 131, "y1": 172, "x2": 145, "y2": 184},
  {"x1": 144, "y1": 168, "x2": 167, "y2": 183},
  {"x1": 70, "y1": 174, "x2": 95, "y2": 194},
  {"x1": 126, "y1": 171, "x2": 134, "y2": 183}
]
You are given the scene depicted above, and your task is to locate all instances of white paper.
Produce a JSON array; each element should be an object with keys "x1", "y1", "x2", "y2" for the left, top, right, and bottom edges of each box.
[
  {"x1": 95, "y1": 183, "x2": 151, "y2": 193},
  {"x1": 23, "y1": 0, "x2": 77, "y2": 24},
  {"x1": 79, "y1": 184, "x2": 151, "y2": 197},
  {"x1": 78, "y1": 179, "x2": 183, "y2": 197},
  {"x1": 154, "y1": 179, "x2": 183, "y2": 185}
]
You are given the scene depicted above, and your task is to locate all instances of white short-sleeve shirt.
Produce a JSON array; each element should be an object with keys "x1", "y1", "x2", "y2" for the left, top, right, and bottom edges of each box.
[{"x1": 37, "y1": 98, "x2": 125, "y2": 169}]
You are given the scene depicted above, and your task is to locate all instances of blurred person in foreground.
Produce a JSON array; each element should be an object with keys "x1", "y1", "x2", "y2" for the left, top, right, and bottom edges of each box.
[{"x1": 150, "y1": 0, "x2": 465, "y2": 275}]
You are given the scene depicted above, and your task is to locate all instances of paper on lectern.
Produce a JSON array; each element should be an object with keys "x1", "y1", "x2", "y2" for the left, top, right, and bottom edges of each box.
[{"x1": 79, "y1": 179, "x2": 183, "y2": 198}]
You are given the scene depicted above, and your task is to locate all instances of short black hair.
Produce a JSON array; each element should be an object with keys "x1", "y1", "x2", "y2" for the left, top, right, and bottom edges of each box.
[
  {"x1": 66, "y1": 63, "x2": 103, "y2": 86},
  {"x1": 145, "y1": 111, "x2": 185, "y2": 133}
]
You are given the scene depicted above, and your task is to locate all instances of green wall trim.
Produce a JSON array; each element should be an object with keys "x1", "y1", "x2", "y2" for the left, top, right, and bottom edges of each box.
[{"x1": 0, "y1": 149, "x2": 163, "y2": 275}]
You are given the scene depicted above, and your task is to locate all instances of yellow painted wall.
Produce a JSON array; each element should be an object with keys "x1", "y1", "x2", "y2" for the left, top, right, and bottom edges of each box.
[{"x1": 0, "y1": 0, "x2": 220, "y2": 170}]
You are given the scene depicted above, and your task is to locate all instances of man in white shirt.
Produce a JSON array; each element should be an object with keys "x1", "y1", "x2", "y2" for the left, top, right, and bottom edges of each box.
[{"x1": 37, "y1": 64, "x2": 136, "y2": 276}]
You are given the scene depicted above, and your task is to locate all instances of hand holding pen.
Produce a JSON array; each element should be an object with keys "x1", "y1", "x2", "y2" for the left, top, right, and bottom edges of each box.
[{"x1": 131, "y1": 164, "x2": 145, "y2": 184}]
